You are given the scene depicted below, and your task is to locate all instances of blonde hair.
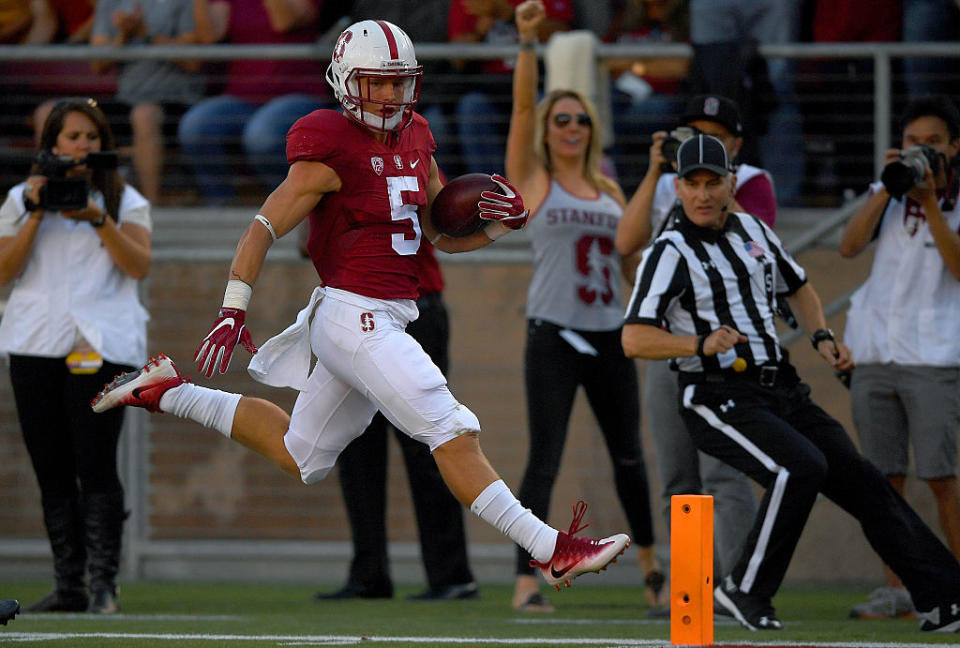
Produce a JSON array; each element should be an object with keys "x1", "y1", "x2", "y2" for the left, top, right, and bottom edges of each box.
[{"x1": 535, "y1": 89, "x2": 619, "y2": 196}]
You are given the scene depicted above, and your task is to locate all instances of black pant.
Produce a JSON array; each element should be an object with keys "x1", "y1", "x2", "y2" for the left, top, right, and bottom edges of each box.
[
  {"x1": 516, "y1": 320, "x2": 655, "y2": 575},
  {"x1": 679, "y1": 368, "x2": 960, "y2": 610},
  {"x1": 11, "y1": 354, "x2": 131, "y2": 594},
  {"x1": 10, "y1": 355, "x2": 129, "y2": 499},
  {"x1": 336, "y1": 293, "x2": 474, "y2": 590}
]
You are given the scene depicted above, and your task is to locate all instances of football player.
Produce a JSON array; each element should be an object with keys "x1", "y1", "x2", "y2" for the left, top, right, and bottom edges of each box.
[{"x1": 93, "y1": 19, "x2": 630, "y2": 590}]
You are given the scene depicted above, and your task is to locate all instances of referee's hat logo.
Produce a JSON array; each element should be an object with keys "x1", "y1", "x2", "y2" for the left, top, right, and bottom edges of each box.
[{"x1": 677, "y1": 134, "x2": 730, "y2": 178}]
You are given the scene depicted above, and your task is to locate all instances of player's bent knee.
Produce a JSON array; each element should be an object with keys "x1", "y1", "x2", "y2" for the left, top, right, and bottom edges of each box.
[{"x1": 422, "y1": 402, "x2": 481, "y2": 452}]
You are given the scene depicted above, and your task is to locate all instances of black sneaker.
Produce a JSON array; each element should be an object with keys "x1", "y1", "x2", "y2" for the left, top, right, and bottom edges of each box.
[
  {"x1": 714, "y1": 576, "x2": 783, "y2": 631},
  {"x1": 313, "y1": 582, "x2": 393, "y2": 600},
  {"x1": 407, "y1": 582, "x2": 479, "y2": 601},
  {"x1": 919, "y1": 601, "x2": 960, "y2": 632},
  {"x1": 0, "y1": 599, "x2": 19, "y2": 625}
]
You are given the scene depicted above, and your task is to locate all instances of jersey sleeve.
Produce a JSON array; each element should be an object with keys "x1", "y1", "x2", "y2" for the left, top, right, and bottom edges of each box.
[
  {"x1": 0, "y1": 185, "x2": 26, "y2": 239},
  {"x1": 286, "y1": 110, "x2": 344, "y2": 165},
  {"x1": 624, "y1": 239, "x2": 687, "y2": 327},
  {"x1": 735, "y1": 173, "x2": 777, "y2": 227}
]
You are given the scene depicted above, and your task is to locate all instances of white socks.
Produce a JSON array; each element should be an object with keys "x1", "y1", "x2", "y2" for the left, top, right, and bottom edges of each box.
[
  {"x1": 470, "y1": 479, "x2": 558, "y2": 563},
  {"x1": 159, "y1": 383, "x2": 241, "y2": 438}
]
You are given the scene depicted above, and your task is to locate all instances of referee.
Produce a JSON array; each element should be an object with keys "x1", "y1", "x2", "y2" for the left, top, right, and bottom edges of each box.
[{"x1": 622, "y1": 134, "x2": 960, "y2": 632}]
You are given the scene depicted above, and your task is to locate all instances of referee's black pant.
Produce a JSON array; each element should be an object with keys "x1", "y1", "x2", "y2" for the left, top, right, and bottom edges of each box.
[{"x1": 678, "y1": 366, "x2": 960, "y2": 611}]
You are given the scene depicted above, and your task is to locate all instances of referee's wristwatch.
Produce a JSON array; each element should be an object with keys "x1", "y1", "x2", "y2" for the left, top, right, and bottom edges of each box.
[{"x1": 810, "y1": 328, "x2": 835, "y2": 350}]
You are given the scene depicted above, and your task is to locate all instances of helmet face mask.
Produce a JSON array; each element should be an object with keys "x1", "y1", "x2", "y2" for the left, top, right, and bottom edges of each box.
[{"x1": 326, "y1": 20, "x2": 422, "y2": 134}]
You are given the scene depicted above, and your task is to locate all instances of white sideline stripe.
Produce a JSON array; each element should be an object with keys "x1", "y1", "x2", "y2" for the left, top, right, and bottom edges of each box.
[
  {"x1": 0, "y1": 633, "x2": 661, "y2": 645},
  {"x1": 16, "y1": 613, "x2": 240, "y2": 621},
  {"x1": 2, "y1": 633, "x2": 960, "y2": 647}
]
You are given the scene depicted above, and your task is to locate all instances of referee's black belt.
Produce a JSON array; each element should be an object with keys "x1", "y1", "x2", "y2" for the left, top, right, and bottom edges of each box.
[{"x1": 680, "y1": 363, "x2": 795, "y2": 388}]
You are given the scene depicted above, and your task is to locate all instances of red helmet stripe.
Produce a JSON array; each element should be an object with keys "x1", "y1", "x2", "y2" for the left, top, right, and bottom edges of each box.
[{"x1": 374, "y1": 20, "x2": 399, "y2": 59}]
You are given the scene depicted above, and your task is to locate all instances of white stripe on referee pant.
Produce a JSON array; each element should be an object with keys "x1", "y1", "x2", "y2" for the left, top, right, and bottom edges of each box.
[{"x1": 682, "y1": 383, "x2": 790, "y2": 594}]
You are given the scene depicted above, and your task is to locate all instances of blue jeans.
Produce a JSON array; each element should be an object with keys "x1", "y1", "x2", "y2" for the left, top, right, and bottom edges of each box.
[
  {"x1": 690, "y1": 0, "x2": 804, "y2": 205},
  {"x1": 455, "y1": 91, "x2": 509, "y2": 175},
  {"x1": 903, "y1": 0, "x2": 960, "y2": 97},
  {"x1": 178, "y1": 94, "x2": 324, "y2": 204}
]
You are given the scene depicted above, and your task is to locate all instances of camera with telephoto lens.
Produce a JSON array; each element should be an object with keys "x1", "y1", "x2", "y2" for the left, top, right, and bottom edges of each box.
[
  {"x1": 33, "y1": 150, "x2": 118, "y2": 211},
  {"x1": 880, "y1": 143, "x2": 942, "y2": 200},
  {"x1": 660, "y1": 126, "x2": 697, "y2": 173}
]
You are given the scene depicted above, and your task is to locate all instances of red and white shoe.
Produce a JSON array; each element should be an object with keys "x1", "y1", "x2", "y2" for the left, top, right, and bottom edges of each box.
[
  {"x1": 91, "y1": 354, "x2": 187, "y2": 414},
  {"x1": 532, "y1": 501, "x2": 631, "y2": 590}
]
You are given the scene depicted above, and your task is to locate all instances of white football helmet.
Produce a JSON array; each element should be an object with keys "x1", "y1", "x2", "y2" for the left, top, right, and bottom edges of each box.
[{"x1": 326, "y1": 20, "x2": 422, "y2": 133}]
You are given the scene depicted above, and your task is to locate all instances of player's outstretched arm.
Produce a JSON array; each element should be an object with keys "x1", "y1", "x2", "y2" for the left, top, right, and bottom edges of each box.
[{"x1": 195, "y1": 160, "x2": 340, "y2": 377}]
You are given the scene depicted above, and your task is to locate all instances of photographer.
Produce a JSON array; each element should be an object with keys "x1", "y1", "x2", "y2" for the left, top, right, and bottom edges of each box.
[
  {"x1": 839, "y1": 95, "x2": 960, "y2": 620},
  {"x1": 0, "y1": 97, "x2": 151, "y2": 614}
]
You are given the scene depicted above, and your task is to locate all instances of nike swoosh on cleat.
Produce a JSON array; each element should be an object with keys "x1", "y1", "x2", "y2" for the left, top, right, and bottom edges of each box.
[{"x1": 550, "y1": 565, "x2": 572, "y2": 579}]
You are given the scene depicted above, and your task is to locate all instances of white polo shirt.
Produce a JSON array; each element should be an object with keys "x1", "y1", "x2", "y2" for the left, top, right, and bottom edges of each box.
[
  {"x1": 0, "y1": 182, "x2": 151, "y2": 367},
  {"x1": 845, "y1": 181, "x2": 960, "y2": 367}
]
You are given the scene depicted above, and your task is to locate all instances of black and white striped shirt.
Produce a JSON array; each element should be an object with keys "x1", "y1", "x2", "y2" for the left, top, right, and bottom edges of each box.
[{"x1": 624, "y1": 210, "x2": 806, "y2": 373}]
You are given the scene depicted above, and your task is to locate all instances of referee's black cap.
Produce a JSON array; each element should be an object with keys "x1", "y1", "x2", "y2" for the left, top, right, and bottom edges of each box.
[
  {"x1": 682, "y1": 94, "x2": 743, "y2": 136},
  {"x1": 677, "y1": 134, "x2": 731, "y2": 178}
]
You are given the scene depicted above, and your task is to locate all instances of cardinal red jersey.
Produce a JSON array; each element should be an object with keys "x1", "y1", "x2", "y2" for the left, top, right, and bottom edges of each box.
[{"x1": 286, "y1": 110, "x2": 436, "y2": 300}]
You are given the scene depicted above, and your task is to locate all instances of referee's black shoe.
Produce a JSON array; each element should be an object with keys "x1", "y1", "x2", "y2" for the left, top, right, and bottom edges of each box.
[
  {"x1": 919, "y1": 601, "x2": 960, "y2": 632},
  {"x1": 313, "y1": 581, "x2": 393, "y2": 600},
  {"x1": 0, "y1": 599, "x2": 19, "y2": 625},
  {"x1": 714, "y1": 576, "x2": 783, "y2": 631}
]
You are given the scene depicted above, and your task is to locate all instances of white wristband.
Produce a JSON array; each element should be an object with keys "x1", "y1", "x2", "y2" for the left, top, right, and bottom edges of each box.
[
  {"x1": 222, "y1": 279, "x2": 252, "y2": 310},
  {"x1": 254, "y1": 214, "x2": 278, "y2": 241},
  {"x1": 483, "y1": 220, "x2": 511, "y2": 241}
]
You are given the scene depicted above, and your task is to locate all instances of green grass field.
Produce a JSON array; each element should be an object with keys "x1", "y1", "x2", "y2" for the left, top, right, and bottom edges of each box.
[{"x1": 3, "y1": 580, "x2": 960, "y2": 647}]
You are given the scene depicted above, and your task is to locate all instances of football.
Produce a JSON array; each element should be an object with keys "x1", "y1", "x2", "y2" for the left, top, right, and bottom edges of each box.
[{"x1": 430, "y1": 173, "x2": 498, "y2": 238}]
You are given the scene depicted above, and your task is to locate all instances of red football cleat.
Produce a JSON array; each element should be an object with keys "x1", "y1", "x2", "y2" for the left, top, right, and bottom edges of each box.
[
  {"x1": 91, "y1": 354, "x2": 187, "y2": 414},
  {"x1": 532, "y1": 501, "x2": 631, "y2": 590}
]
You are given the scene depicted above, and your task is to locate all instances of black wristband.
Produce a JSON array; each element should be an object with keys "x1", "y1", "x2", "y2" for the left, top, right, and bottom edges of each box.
[
  {"x1": 810, "y1": 328, "x2": 835, "y2": 350},
  {"x1": 90, "y1": 213, "x2": 106, "y2": 228},
  {"x1": 696, "y1": 334, "x2": 707, "y2": 358},
  {"x1": 22, "y1": 190, "x2": 41, "y2": 214}
]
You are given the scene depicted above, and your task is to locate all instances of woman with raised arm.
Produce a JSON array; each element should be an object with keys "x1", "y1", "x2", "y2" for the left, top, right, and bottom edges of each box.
[{"x1": 505, "y1": 0, "x2": 663, "y2": 613}]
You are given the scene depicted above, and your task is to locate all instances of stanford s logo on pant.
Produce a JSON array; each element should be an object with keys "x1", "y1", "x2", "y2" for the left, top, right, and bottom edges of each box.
[{"x1": 360, "y1": 312, "x2": 375, "y2": 332}]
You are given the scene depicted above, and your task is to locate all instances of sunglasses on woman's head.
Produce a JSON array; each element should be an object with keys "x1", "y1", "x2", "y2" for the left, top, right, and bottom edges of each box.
[{"x1": 553, "y1": 112, "x2": 592, "y2": 127}]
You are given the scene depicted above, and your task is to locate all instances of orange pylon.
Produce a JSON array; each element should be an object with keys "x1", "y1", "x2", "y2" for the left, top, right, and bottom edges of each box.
[{"x1": 670, "y1": 494, "x2": 714, "y2": 646}]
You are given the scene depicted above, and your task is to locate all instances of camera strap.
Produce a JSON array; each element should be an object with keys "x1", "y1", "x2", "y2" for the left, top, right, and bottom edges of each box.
[{"x1": 941, "y1": 167, "x2": 959, "y2": 213}]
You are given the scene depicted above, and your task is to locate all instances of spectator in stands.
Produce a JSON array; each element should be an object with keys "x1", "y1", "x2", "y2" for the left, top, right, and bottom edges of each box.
[
  {"x1": 604, "y1": 0, "x2": 689, "y2": 175},
  {"x1": 91, "y1": 0, "x2": 205, "y2": 204},
  {"x1": 0, "y1": 97, "x2": 152, "y2": 614},
  {"x1": 315, "y1": 240, "x2": 479, "y2": 602},
  {"x1": 801, "y1": 0, "x2": 901, "y2": 204},
  {"x1": 506, "y1": 0, "x2": 663, "y2": 613},
  {"x1": 839, "y1": 95, "x2": 960, "y2": 620},
  {"x1": 24, "y1": 0, "x2": 96, "y2": 44},
  {"x1": 448, "y1": 0, "x2": 574, "y2": 174},
  {"x1": 688, "y1": 0, "x2": 802, "y2": 204},
  {"x1": 615, "y1": 94, "x2": 774, "y2": 613},
  {"x1": 902, "y1": 0, "x2": 960, "y2": 98},
  {"x1": 0, "y1": 0, "x2": 32, "y2": 43},
  {"x1": 178, "y1": 0, "x2": 327, "y2": 205},
  {"x1": 28, "y1": 0, "x2": 98, "y2": 144}
]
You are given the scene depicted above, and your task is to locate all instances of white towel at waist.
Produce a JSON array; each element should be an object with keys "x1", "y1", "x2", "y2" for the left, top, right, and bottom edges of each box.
[{"x1": 247, "y1": 286, "x2": 324, "y2": 391}]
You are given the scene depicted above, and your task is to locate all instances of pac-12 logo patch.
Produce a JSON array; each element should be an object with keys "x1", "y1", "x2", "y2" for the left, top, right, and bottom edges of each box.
[
  {"x1": 371, "y1": 156, "x2": 384, "y2": 175},
  {"x1": 360, "y1": 312, "x2": 375, "y2": 332}
]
